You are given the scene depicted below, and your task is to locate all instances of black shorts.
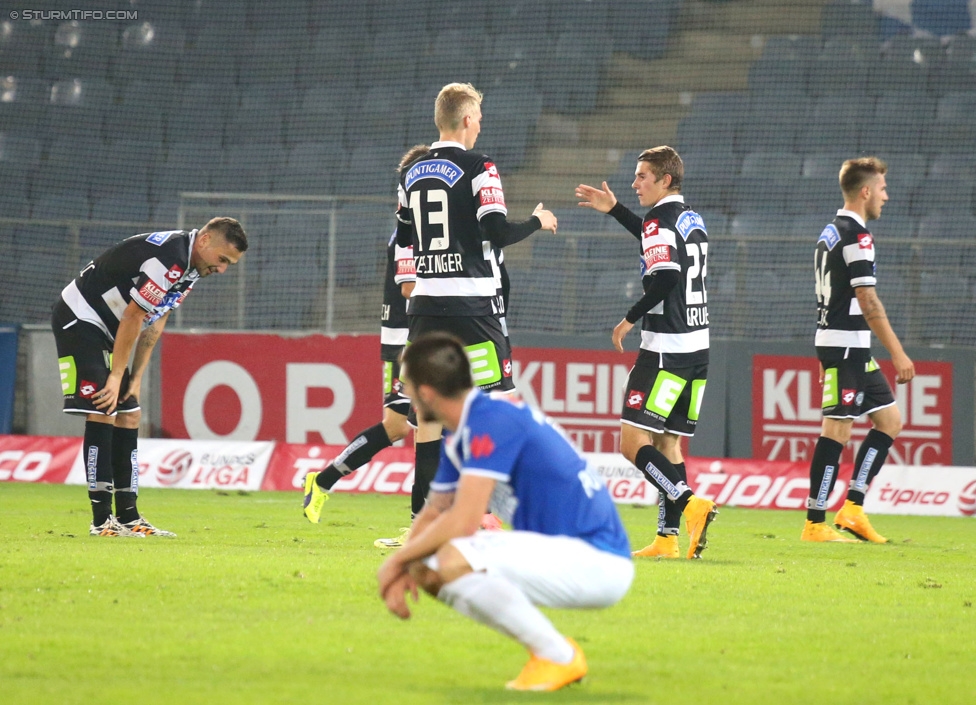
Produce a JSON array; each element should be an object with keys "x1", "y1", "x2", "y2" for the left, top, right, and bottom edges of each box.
[
  {"x1": 819, "y1": 357, "x2": 895, "y2": 418},
  {"x1": 51, "y1": 299, "x2": 139, "y2": 417},
  {"x1": 408, "y1": 314, "x2": 515, "y2": 392},
  {"x1": 381, "y1": 347, "x2": 410, "y2": 416},
  {"x1": 620, "y1": 355, "x2": 708, "y2": 437}
]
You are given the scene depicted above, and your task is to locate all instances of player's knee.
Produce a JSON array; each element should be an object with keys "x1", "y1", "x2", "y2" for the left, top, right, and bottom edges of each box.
[
  {"x1": 875, "y1": 415, "x2": 902, "y2": 438},
  {"x1": 382, "y1": 412, "x2": 409, "y2": 443},
  {"x1": 116, "y1": 410, "x2": 141, "y2": 429}
]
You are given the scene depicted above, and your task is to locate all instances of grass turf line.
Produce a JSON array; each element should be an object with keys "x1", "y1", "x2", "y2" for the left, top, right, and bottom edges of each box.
[{"x1": 0, "y1": 483, "x2": 974, "y2": 704}]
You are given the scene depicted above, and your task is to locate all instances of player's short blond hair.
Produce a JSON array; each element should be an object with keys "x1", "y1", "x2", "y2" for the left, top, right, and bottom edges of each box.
[
  {"x1": 434, "y1": 83, "x2": 483, "y2": 132},
  {"x1": 839, "y1": 157, "x2": 887, "y2": 199},
  {"x1": 398, "y1": 144, "x2": 430, "y2": 173},
  {"x1": 637, "y1": 145, "x2": 684, "y2": 192}
]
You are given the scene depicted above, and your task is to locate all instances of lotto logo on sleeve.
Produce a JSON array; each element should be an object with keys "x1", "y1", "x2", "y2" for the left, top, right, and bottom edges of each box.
[
  {"x1": 165, "y1": 264, "x2": 184, "y2": 282},
  {"x1": 479, "y1": 187, "x2": 506, "y2": 207},
  {"x1": 858, "y1": 233, "x2": 873, "y2": 249},
  {"x1": 626, "y1": 390, "x2": 645, "y2": 409},
  {"x1": 643, "y1": 220, "x2": 659, "y2": 237},
  {"x1": 502, "y1": 358, "x2": 512, "y2": 377},
  {"x1": 79, "y1": 380, "x2": 97, "y2": 398},
  {"x1": 485, "y1": 162, "x2": 499, "y2": 177},
  {"x1": 139, "y1": 280, "x2": 166, "y2": 306},
  {"x1": 842, "y1": 388, "x2": 856, "y2": 405}
]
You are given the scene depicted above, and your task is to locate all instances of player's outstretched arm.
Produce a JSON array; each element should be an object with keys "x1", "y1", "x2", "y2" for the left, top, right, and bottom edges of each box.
[
  {"x1": 855, "y1": 286, "x2": 915, "y2": 384},
  {"x1": 576, "y1": 181, "x2": 617, "y2": 213}
]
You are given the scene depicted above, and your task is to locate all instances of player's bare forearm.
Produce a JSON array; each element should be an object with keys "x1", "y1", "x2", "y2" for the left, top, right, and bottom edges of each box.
[
  {"x1": 856, "y1": 286, "x2": 915, "y2": 383},
  {"x1": 130, "y1": 311, "x2": 169, "y2": 381}
]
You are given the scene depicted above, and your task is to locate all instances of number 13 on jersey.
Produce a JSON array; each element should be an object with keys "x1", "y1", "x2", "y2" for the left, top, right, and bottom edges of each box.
[{"x1": 409, "y1": 189, "x2": 450, "y2": 252}]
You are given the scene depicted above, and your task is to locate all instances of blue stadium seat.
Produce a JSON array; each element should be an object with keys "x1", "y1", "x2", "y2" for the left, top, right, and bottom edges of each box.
[
  {"x1": 238, "y1": 30, "x2": 305, "y2": 84},
  {"x1": 796, "y1": 97, "x2": 871, "y2": 153},
  {"x1": 681, "y1": 148, "x2": 741, "y2": 213},
  {"x1": 935, "y1": 35, "x2": 976, "y2": 93},
  {"x1": 31, "y1": 193, "x2": 91, "y2": 220},
  {"x1": 911, "y1": 0, "x2": 972, "y2": 37},
  {"x1": 488, "y1": 0, "x2": 550, "y2": 38},
  {"x1": 335, "y1": 145, "x2": 401, "y2": 196},
  {"x1": 298, "y1": 32, "x2": 361, "y2": 89},
  {"x1": 748, "y1": 55, "x2": 812, "y2": 95},
  {"x1": 44, "y1": 21, "x2": 118, "y2": 80},
  {"x1": 872, "y1": 217, "x2": 918, "y2": 241},
  {"x1": 0, "y1": 16, "x2": 49, "y2": 77},
  {"x1": 790, "y1": 214, "x2": 830, "y2": 238},
  {"x1": 89, "y1": 139, "x2": 158, "y2": 199},
  {"x1": 738, "y1": 92, "x2": 810, "y2": 152},
  {"x1": 912, "y1": 177, "x2": 974, "y2": 217},
  {"x1": 177, "y1": 40, "x2": 238, "y2": 83},
  {"x1": 275, "y1": 142, "x2": 345, "y2": 194},
  {"x1": 357, "y1": 31, "x2": 420, "y2": 87},
  {"x1": 480, "y1": 34, "x2": 541, "y2": 90},
  {"x1": 612, "y1": 0, "x2": 681, "y2": 61},
  {"x1": 247, "y1": 0, "x2": 310, "y2": 34},
  {"x1": 801, "y1": 152, "x2": 851, "y2": 179},
  {"x1": 348, "y1": 86, "x2": 408, "y2": 149},
  {"x1": 820, "y1": 1, "x2": 879, "y2": 42},
  {"x1": 211, "y1": 144, "x2": 283, "y2": 193},
  {"x1": 542, "y1": 31, "x2": 611, "y2": 114},
  {"x1": 475, "y1": 87, "x2": 542, "y2": 170},
  {"x1": 928, "y1": 153, "x2": 976, "y2": 179},
  {"x1": 788, "y1": 177, "x2": 841, "y2": 215},
  {"x1": 165, "y1": 82, "x2": 236, "y2": 144},
  {"x1": 729, "y1": 213, "x2": 794, "y2": 237},
  {"x1": 370, "y1": 0, "x2": 429, "y2": 33},
  {"x1": 807, "y1": 44, "x2": 872, "y2": 96},
  {"x1": 44, "y1": 78, "x2": 112, "y2": 140},
  {"x1": 151, "y1": 142, "x2": 221, "y2": 200},
  {"x1": 225, "y1": 98, "x2": 285, "y2": 146},
  {"x1": 918, "y1": 212, "x2": 976, "y2": 239},
  {"x1": 740, "y1": 151, "x2": 803, "y2": 180},
  {"x1": 6, "y1": 225, "x2": 75, "y2": 320},
  {"x1": 550, "y1": 0, "x2": 609, "y2": 35},
  {"x1": 416, "y1": 30, "x2": 486, "y2": 89},
  {"x1": 0, "y1": 76, "x2": 48, "y2": 133},
  {"x1": 90, "y1": 196, "x2": 151, "y2": 224},
  {"x1": 676, "y1": 115, "x2": 737, "y2": 154},
  {"x1": 286, "y1": 84, "x2": 350, "y2": 145},
  {"x1": 309, "y1": 2, "x2": 369, "y2": 34},
  {"x1": 114, "y1": 21, "x2": 185, "y2": 83},
  {"x1": 427, "y1": 0, "x2": 488, "y2": 33}
]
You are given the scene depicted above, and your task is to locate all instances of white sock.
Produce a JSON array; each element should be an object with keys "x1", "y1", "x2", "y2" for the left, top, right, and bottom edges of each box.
[{"x1": 438, "y1": 572, "x2": 575, "y2": 664}]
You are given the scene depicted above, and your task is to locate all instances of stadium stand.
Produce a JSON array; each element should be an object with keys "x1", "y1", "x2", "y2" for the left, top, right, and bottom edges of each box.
[{"x1": 0, "y1": 0, "x2": 972, "y2": 348}]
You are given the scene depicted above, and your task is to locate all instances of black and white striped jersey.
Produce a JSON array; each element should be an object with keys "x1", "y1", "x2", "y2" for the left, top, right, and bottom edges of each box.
[
  {"x1": 637, "y1": 196, "x2": 710, "y2": 367},
  {"x1": 395, "y1": 140, "x2": 504, "y2": 317},
  {"x1": 815, "y1": 209, "x2": 877, "y2": 361},
  {"x1": 59, "y1": 229, "x2": 199, "y2": 341},
  {"x1": 381, "y1": 232, "x2": 414, "y2": 360}
]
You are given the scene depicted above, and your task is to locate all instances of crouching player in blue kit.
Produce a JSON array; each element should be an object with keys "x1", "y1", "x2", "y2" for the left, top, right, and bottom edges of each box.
[{"x1": 377, "y1": 333, "x2": 633, "y2": 692}]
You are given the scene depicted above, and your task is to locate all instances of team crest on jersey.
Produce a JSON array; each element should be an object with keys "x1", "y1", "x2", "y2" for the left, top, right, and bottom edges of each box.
[
  {"x1": 79, "y1": 380, "x2": 97, "y2": 398},
  {"x1": 858, "y1": 233, "x2": 873, "y2": 249},
  {"x1": 146, "y1": 230, "x2": 179, "y2": 246},
  {"x1": 643, "y1": 219, "x2": 659, "y2": 237},
  {"x1": 626, "y1": 390, "x2": 645, "y2": 409},
  {"x1": 404, "y1": 159, "x2": 464, "y2": 189},
  {"x1": 470, "y1": 434, "x2": 495, "y2": 459},
  {"x1": 818, "y1": 224, "x2": 841, "y2": 250},
  {"x1": 842, "y1": 388, "x2": 856, "y2": 405},
  {"x1": 675, "y1": 210, "x2": 707, "y2": 240}
]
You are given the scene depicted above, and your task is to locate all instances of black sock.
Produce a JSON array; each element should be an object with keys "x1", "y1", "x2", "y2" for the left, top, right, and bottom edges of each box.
[
  {"x1": 112, "y1": 426, "x2": 140, "y2": 524},
  {"x1": 807, "y1": 436, "x2": 845, "y2": 523},
  {"x1": 635, "y1": 445, "x2": 692, "y2": 513},
  {"x1": 658, "y1": 462, "x2": 685, "y2": 536},
  {"x1": 84, "y1": 421, "x2": 115, "y2": 525},
  {"x1": 847, "y1": 429, "x2": 894, "y2": 505},
  {"x1": 316, "y1": 423, "x2": 392, "y2": 491},
  {"x1": 412, "y1": 439, "x2": 441, "y2": 517}
]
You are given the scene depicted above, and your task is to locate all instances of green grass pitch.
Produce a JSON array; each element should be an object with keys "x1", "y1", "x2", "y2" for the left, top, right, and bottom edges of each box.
[{"x1": 1, "y1": 483, "x2": 974, "y2": 705}]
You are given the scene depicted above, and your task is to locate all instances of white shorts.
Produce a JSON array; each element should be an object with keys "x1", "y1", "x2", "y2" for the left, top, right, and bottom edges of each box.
[{"x1": 427, "y1": 531, "x2": 634, "y2": 610}]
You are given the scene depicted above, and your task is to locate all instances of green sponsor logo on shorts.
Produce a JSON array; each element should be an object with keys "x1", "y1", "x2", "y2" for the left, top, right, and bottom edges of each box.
[
  {"x1": 645, "y1": 370, "x2": 688, "y2": 418},
  {"x1": 465, "y1": 341, "x2": 501, "y2": 386},
  {"x1": 866, "y1": 358, "x2": 879, "y2": 373},
  {"x1": 822, "y1": 367, "x2": 838, "y2": 408},
  {"x1": 383, "y1": 361, "x2": 394, "y2": 395},
  {"x1": 689, "y1": 379, "x2": 707, "y2": 421},
  {"x1": 58, "y1": 356, "x2": 77, "y2": 395}
]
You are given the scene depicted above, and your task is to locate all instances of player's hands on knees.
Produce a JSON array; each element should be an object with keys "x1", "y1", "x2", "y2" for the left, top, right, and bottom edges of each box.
[
  {"x1": 576, "y1": 181, "x2": 617, "y2": 213},
  {"x1": 612, "y1": 318, "x2": 634, "y2": 353},
  {"x1": 532, "y1": 203, "x2": 558, "y2": 233},
  {"x1": 893, "y1": 352, "x2": 915, "y2": 384},
  {"x1": 93, "y1": 373, "x2": 123, "y2": 413},
  {"x1": 120, "y1": 376, "x2": 142, "y2": 406}
]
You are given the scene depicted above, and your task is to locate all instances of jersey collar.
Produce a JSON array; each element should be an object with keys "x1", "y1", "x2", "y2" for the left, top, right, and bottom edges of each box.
[
  {"x1": 653, "y1": 194, "x2": 685, "y2": 209},
  {"x1": 186, "y1": 229, "x2": 201, "y2": 280},
  {"x1": 431, "y1": 140, "x2": 466, "y2": 150},
  {"x1": 836, "y1": 209, "x2": 866, "y2": 228}
]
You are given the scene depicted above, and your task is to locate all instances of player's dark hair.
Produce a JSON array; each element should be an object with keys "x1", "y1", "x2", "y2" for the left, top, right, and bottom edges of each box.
[
  {"x1": 202, "y1": 217, "x2": 248, "y2": 252},
  {"x1": 402, "y1": 333, "x2": 473, "y2": 398},
  {"x1": 637, "y1": 145, "x2": 683, "y2": 192},
  {"x1": 839, "y1": 157, "x2": 887, "y2": 199},
  {"x1": 398, "y1": 144, "x2": 430, "y2": 173}
]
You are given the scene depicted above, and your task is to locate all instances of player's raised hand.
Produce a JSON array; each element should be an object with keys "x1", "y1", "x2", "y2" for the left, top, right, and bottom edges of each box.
[
  {"x1": 532, "y1": 203, "x2": 558, "y2": 233},
  {"x1": 576, "y1": 181, "x2": 617, "y2": 213}
]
